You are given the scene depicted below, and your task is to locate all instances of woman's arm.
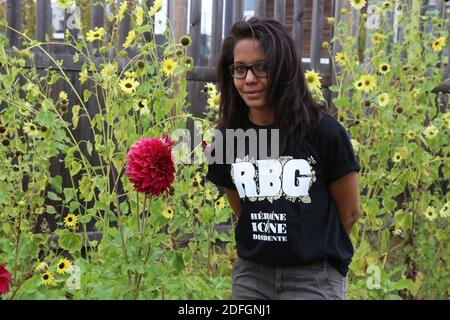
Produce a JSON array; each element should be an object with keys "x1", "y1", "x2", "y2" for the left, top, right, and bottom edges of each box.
[
  {"x1": 328, "y1": 171, "x2": 360, "y2": 235},
  {"x1": 224, "y1": 188, "x2": 241, "y2": 218}
]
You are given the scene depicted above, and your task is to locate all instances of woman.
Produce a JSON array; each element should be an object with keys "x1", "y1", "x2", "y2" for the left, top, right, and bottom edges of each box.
[{"x1": 206, "y1": 17, "x2": 361, "y2": 300}]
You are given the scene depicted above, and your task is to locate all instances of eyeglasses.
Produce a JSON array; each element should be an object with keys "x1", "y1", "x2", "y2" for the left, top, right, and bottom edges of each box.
[{"x1": 228, "y1": 61, "x2": 268, "y2": 79}]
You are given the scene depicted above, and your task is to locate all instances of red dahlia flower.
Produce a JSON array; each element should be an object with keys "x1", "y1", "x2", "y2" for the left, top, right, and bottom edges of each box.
[
  {"x1": 0, "y1": 264, "x2": 11, "y2": 294},
  {"x1": 125, "y1": 133, "x2": 175, "y2": 196}
]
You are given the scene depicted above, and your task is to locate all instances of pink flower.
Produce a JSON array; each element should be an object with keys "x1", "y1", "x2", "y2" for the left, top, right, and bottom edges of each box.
[
  {"x1": 126, "y1": 133, "x2": 175, "y2": 196},
  {"x1": 0, "y1": 264, "x2": 11, "y2": 295}
]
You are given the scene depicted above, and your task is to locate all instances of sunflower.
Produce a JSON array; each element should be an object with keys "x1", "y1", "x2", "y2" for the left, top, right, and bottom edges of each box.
[
  {"x1": 378, "y1": 63, "x2": 391, "y2": 74},
  {"x1": 162, "y1": 206, "x2": 174, "y2": 220},
  {"x1": 149, "y1": 0, "x2": 163, "y2": 17},
  {"x1": 372, "y1": 33, "x2": 385, "y2": 44},
  {"x1": 354, "y1": 79, "x2": 364, "y2": 91},
  {"x1": 56, "y1": 258, "x2": 72, "y2": 274},
  {"x1": 207, "y1": 93, "x2": 220, "y2": 110},
  {"x1": 101, "y1": 63, "x2": 117, "y2": 79},
  {"x1": 175, "y1": 48, "x2": 184, "y2": 58},
  {"x1": 357, "y1": 74, "x2": 377, "y2": 93},
  {"x1": 204, "y1": 82, "x2": 217, "y2": 94},
  {"x1": 305, "y1": 70, "x2": 322, "y2": 92},
  {"x1": 134, "y1": 99, "x2": 149, "y2": 116},
  {"x1": 123, "y1": 30, "x2": 136, "y2": 49},
  {"x1": 439, "y1": 202, "x2": 450, "y2": 218},
  {"x1": 215, "y1": 197, "x2": 226, "y2": 209},
  {"x1": 180, "y1": 35, "x2": 192, "y2": 47},
  {"x1": 406, "y1": 130, "x2": 416, "y2": 140},
  {"x1": 350, "y1": 0, "x2": 366, "y2": 10},
  {"x1": 206, "y1": 188, "x2": 219, "y2": 202},
  {"x1": 59, "y1": 91, "x2": 68, "y2": 101},
  {"x1": 423, "y1": 125, "x2": 438, "y2": 139},
  {"x1": 431, "y1": 36, "x2": 446, "y2": 53},
  {"x1": 424, "y1": 206, "x2": 437, "y2": 221},
  {"x1": 392, "y1": 152, "x2": 402, "y2": 163},
  {"x1": 193, "y1": 173, "x2": 202, "y2": 187},
  {"x1": 64, "y1": 213, "x2": 78, "y2": 229},
  {"x1": 86, "y1": 27, "x2": 105, "y2": 43},
  {"x1": 119, "y1": 78, "x2": 139, "y2": 94},
  {"x1": 162, "y1": 58, "x2": 178, "y2": 77},
  {"x1": 383, "y1": 1, "x2": 392, "y2": 10},
  {"x1": 41, "y1": 271, "x2": 55, "y2": 286},
  {"x1": 118, "y1": 1, "x2": 128, "y2": 21},
  {"x1": 377, "y1": 93, "x2": 390, "y2": 107},
  {"x1": 79, "y1": 68, "x2": 88, "y2": 84},
  {"x1": 335, "y1": 52, "x2": 347, "y2": 65},
  {"x1": 136, "y1": 6, "x2": 144, "y2": 27},
  {"x1": 24, "y1": 122, "x2": 40, "y2": 138},
  {"x1": 443, "y1": 112, "x2": 450, "y2": 121},
  {"x1": 184, "y1": 57, "x2": 193, "y2": 69}
]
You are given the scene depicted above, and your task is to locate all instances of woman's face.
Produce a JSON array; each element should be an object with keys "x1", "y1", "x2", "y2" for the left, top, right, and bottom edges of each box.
[{"x1": 232, "y1": 38, "x2": 269, "y2": 112}]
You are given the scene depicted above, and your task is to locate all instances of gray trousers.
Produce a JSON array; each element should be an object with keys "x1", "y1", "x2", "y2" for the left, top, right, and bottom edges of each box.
[{"x1": 232, "y1": 257, "x2": 348, "y2": 300}]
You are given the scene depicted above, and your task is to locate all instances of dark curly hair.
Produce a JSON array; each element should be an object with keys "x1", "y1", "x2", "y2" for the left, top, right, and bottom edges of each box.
[{"x1": 216, "y1": 17, "x2": 328, "y2": 154}]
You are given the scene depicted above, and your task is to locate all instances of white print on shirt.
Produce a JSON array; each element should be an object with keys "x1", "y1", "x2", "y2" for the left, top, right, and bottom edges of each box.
[
  {"x1": 250, "y1": 211, "x2": 288, "y2": 242},
  {"x1": 230, "y1": 155, "x2": 317, "y2": 203}
]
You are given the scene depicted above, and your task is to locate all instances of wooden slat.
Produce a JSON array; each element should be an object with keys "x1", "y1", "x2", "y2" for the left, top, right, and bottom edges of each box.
[
  {"x1": 210, "y1": 0, "x2": 224, "y2": 67},
  {"x1": 224, "y1": 0, "x2": 234, "y2": 36},
  {"x1": 143, "y1": 0, "x2": 155, "y2": 42},
  {"x1": 189, "y1": 0, "x2": 202, "y2": 66},
  {"x1": 292, "y1": 0, "x2": 306, "y2": 58},
  {"x1": 446, "y1": 3, "x2": 450, "y2": 79},
  {"x1": 274, "y1": 0, "x2": 286, "y2": 24},
  {"x1": 310, "y1": 0, "x2": 325, "y2": 71},
  {"x1": 36, "y1": 0, "x2": 51, "y2": 42},
  {"x1": 233, "y1": 0, "x2": 244, "y2": 23},
  {"x1": 118, "y1": 0, "x2": 131, "y2": 50},
  {"x1": 255, "y1": 0, "x2": 267, "y2": 18},
  {"x1": 168, "y1": 0, "x2": 188, "y2": 44},
  {"x1": 6, "y1": 0, "x2": 22, "y2": 48}
]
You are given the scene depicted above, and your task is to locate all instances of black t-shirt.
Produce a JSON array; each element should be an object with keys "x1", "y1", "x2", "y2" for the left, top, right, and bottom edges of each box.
[{"x1": 206, "y1": 112, "x2": 361, "y2": 276}]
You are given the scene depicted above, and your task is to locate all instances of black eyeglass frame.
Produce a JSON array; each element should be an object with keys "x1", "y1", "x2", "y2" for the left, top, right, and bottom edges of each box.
[{"x1": 228, "y1": 61, "x2": 268, "y2": 79}]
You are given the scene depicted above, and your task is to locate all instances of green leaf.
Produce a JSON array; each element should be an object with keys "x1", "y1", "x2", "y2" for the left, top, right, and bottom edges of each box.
[
  {"x1": 46, "y1": 205, "x2": 57, "y2": 214},
  {"x1": 48, "y1": 175, "x2": 62, "y2": 193},
  {"x1": 58, "y1": 232, "x2": 82, "y2": 254},
  {"x1": 83, "y1": 89, "x2": 91, "y2": 102},
  {"x1": 79, "y1": 175, "x2": 94, "y2": 201},
  {"x1": 70, "y1": 161, "x2": 82, "y2": 176},
  {"x1": 390, "y1": 278, "x2": 413, "y2": 291},
  {"x1": 64, "y1": 188, "x2": 77, "y2": 203},
  {"x1": 72, "y1": 104, "x2": 80, "y2": 129},
  {"x1": 86, "y1": 141, "x2": 93, "y2": 156},
  {"x1": 47, "y1": 192, "x2": 61, "y2": 201}
]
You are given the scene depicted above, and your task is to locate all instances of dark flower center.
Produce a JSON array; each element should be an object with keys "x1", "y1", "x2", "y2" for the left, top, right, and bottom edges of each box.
[
  {"x1": 59, "y1": 263, "x2": 65, "y2": 269},
  {"x1": 43, "y1": 274, "x2": 49, "y2": 280},
  {"x1": 126, "y1": 83, "x2": 132, "y2": 88}
]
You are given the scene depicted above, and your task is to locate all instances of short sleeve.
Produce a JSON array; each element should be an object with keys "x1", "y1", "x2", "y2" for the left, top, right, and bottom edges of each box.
[
  {"x1": 205, "y1": 136, "x2": 237, "y2": 190},
  {"x1": 206, "y1": 163, "x2": 236, "y2": 190},
  {"x1": 316, "y1": 114, "x2": 361, "y2": 185}
]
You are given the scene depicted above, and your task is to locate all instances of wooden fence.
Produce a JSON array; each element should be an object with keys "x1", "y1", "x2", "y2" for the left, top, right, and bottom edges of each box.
[
  {"x1": 1, "y1": 0, "x2": 449, "y2": 233},
  {"x1": 3, "y1": 1, "x2": 449, "y2": 114}
]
